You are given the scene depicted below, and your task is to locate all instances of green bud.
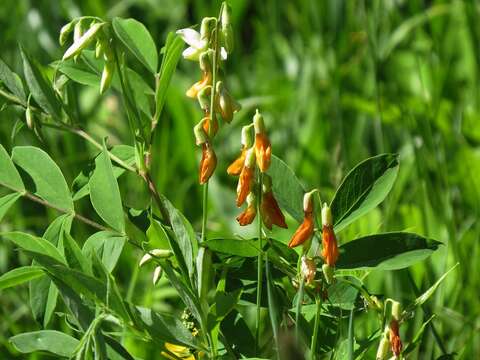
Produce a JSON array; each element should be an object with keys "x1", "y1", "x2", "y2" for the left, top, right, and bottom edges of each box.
[
  {"x1": 139, "y1": 249, "x2": 173, "y2": 267},
  {"x1": 25, "y1": 106, "x2": 34, "y2": 130},
  {"x1": 152, "y1": 266, "x2": 163, "y2": 285},
  {"x1": 241, "y1": 124, "x2": 254, "y2": 148},
  {"x1": 73, "y1": 19, "x2": 86, "y2": 42},
  {"x1": 253, "y1": 109, "x2": 265, "y2": 134},
  {"x1": 321, "y1": 203, "x2": 332, "y2": 227},
  {"x1": 59, "y1": 21, "x2": 76, "y2": 46},
  {"x1": 63, "y1": 22, "x2": 104, "y2": 60},
  {"x1": 391, "y1": 300, "x2": 401, "y2": 321},
  {"x1": 322, "y1": 263, "x2": 334, "y2": 284},
  {"x1": 100, "y1": 60, "x2": 115, "y2": 94}
]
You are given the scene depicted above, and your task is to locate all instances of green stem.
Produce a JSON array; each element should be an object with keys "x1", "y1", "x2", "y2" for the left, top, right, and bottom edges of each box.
[
  {"x1": 310, "y1": 295, "x2": 322, "y2": 360},
  {"x1": 255, "y1": 172, "x2": 264, "y2": 355},
  {"x1": 296, "y1": 277, "x2": 305, "y2": 344},
  {"x1": 347, "y1": 309, "x2": 354, "y2": 360}
]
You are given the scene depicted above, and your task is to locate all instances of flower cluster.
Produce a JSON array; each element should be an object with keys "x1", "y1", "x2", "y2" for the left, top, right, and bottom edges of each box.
[
  {"x1": 228, "y1": 110, "x2": 287, "y2": 229},
  {"x1": 177, "y1": 5, "x2": 240, "y2": 185}
]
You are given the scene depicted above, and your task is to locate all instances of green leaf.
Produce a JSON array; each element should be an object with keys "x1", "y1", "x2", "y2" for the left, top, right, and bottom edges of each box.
[
  {"x1": 0, "y1": 266, "x2": 44, "y2": 290},
  {"x1": 267, "y1": 155, "x2": 305, "y2": 222},
  {"x1": 155, "y1": 32, "x2": 183, "y2": 120},
  {"x1": 0, "y1": 144, "x2": 24, "y2": 192},
  {"x1": 0, "y1": 192, "x2": 21, "y2": 222},
  {"x1": 336, "y1": 232, "x2": 441, "y2": 270},
  {"x1": 112, "y1": 17, "x2": 158, "y2": 73},
  {"x1": 89, "y1": 141, "x2": 125, "y2": 233},
  {"x1": 12, "y1": 146, "x2": 73, "y2": 211},
  {"x1": 0, "y1": 57, "x2": 26, "y2": 103},
  {"x1": 2, "y1": 232, "x2": 66, "y2": 264},
  {"x1": 9, "y1": 330, "x2": 79, "y2": 357},
  {"x1": 161, "y1": 195, "x2": 197, "y2": 278},
  {"x1": 403, "y1": 264, "x2": 458, "y2": 316},
  {"x1": 204, "y1": 238, "x2": 260, "y2": 258},
  {"x1": 331, "y1": 154, "x2": 399, "y2": 232},
  {"x1": 82, "y1": 231, "x2": 126, "y2": 272},
  {"x1": 20, "y1": 47, "x2": 62, "y2": 119},
  {"x1": 64, "y1": 233, "x2": 92, "y2": 274}
]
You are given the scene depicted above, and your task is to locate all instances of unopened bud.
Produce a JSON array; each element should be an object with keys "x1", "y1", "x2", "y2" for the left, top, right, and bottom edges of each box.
[
  {"x1": 152, "y1": 266, "x2": 163, "y2": 285},
  {"x1": 197, "y1": 85, "x2": 212, "y2": 111},
  {"x1": 241, "y1": 124, "x2": 254, "y2": 148},
  {"x1": 73, "y1": 19, "x2": 86, "y2": 42},
  {"x1": 221, "y1": 4, "x2": 232, "y2": 27},
  {"x1": 321, "y1": 203, "x2": 332, "y2": 227},
  {"x1": 95, "y1": 39, "x2": 104, "y2": 59},
  {"x1": 100, "y1": 60, "x2": 115, "y2": 94},
  {"x1": 25, "y1": 106, "x2": 34, "y2": 130},
  {"x1": 59, "y1": 21, "x2": 76, "y2": 46},
  {"x1": 303, "y1": 190, "x2": 315, "y2": 213},
  {"x1": 253, "y1": 109, "x2": 265, "y2": 134},
  {"x1": 221, "y1": 5, "x2": 234, "y2": 53},
  {"x1": 322, "y1": 263, "x2": 334, "y2": 284},
  {"x1": 376, "y1": 330, "x2": 391, "y2": 360},
  {"x1": 200, "y1": 17, "x2": 217, "y2": 41},
  {"x1": 139, "y1": 249, "x2": 173, "y2": 267},
  {"x1": 63, "y1": 22, "x2": 104, "y2": 60}
]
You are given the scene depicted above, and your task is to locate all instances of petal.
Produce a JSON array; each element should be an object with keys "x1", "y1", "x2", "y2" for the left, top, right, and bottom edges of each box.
[
  {"x1": 176, "y1": 28, "x2": 202, "y2": 47},
  {"x1": 220, "y1": 47, "x2": 228, "y2": 60},
  {"x1": 182, "y1": 47, "x2": 200, "y2": 61}
]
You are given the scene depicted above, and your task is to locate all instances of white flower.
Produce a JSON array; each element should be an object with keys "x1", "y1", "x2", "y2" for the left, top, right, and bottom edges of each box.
[
  {"x1": 176, "y1": 28, "x2": 228, "y2": 61},
  {"x1": 176, "y1": 28, "x2": 208, "y2": 61}
]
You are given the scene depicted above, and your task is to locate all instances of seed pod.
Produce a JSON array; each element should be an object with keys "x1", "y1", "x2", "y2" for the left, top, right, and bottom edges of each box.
[
  {"x1": 63, "y1": 22, "x2": 104, "y2": 60},
  {"x1": 152, "y1": 266, "x2": 163, "y2": 285},
  {"x1": 100, "y1": 60, "x2": 115, "y2": 94},
  {"x1": 59, "y1": 21, "x2": 76, "y2": 46}
]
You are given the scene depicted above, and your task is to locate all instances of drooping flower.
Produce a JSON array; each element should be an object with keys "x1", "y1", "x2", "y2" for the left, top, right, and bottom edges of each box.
[
  {"x1": 236, "y1": 148, "x2": 255, "y2": 206},
  {"x1": 253, "y1": 110, "x2": 271, "y2": 172},
  {"x1": 237, "y1": 193, "x2": 257, "y2": 226},
  {"x1": 227, "y1": 124, "x2": 254, "y2": 176},
  {"x1": 201, "y1": 115, "x2": 218, "y2": 137},
  {"x1": 389, "y1": 319, "x2": 402, "y2": 358},
  {"x1": 260, "y1": 175, "x2": 287, "y2": 229},
  {"x1": 199, "y1": 142, "x2": 217, "y2": 184},
  {"x1": 288, "y1": 192, "x2": 315, "y2": 248},
  {"x1": 321, "y1": 204, "x2": 339, "y2": 267}
]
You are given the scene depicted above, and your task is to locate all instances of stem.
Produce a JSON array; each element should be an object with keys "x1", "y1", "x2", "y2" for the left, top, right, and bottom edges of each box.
[
  {"x1": 255, "y1": 172, "x2": 264, "y2": 355},
  {"x1": 310, "y1": 295, "x2": 322, "y2": 360},
  {"x1": 347, "y1": 309, "x2": 354, "y2": 360},
  {"x1": 296, "y1": 277, "x2": 305, "y2": 344}
]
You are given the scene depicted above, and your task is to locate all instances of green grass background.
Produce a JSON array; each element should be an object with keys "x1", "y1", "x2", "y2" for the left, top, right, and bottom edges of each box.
[{"x1": 0, "y1": 0, "x2": 479, "y2": 358}]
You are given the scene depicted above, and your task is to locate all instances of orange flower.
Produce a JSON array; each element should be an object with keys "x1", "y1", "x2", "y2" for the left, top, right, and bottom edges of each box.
[
  {"x1": 227, "y1": 147, "x2": 246, "y2": 176},
  {"x1": 186, "y1": 71, "x2": 212, "y2": 98},
  {"x1": 288, "y1": 211, "x2": 314, "y2": 248},
  {"x1": 389, "y1": 319, "x2": 402, "y2": 357},
  {"x1": 255, "y1": 133, "x2": 271, "y2": 172},
  {"x1": 199, "y1": 143, "x2": 217, "y2": 184},
  {"x1": 236, "y1": 194, "x2": 257, "y2": 226},
  {"x1": 321, "y1": 225, "x2": 339, "y2": 267},
  {"x1": 236, "y1": 165, "x2": 254, "y2": 206},
  {"x1": 261, "y1": 190, "x2": 287, "y2": 229}
]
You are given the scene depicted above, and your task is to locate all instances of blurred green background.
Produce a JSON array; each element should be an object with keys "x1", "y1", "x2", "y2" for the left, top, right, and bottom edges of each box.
[{"x1": 0, "y1": 0, "x2": 479, "y2": 358}]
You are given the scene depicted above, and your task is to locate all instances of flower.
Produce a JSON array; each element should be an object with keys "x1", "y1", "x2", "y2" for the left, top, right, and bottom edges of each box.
[
  {"x1": 199, "y1": 143, "x2": 217, "y2": 184},
  {"x1": 186, "y1": 72, "x2": 212, "y2": 98},
  {"x1": 176, "y1": 28, "x2": 208, "y2": 61},
  {"x1": 261, "y1": 190, "x2": 287, "y2": 229},
  {"x1": 288, "y1": 192, "x2": 315, "y2": 248},
  {"x1": 389, "y1": 319, "x2": 402, "y2": 357},
  {"x1": 237, "y1": 193, "x2": 257, "y2": 225},
  {"x1": 202, "y1": 115, "x2": 218, "y2": 137},
  {"x1": 253, "y1": 110, "x2": 271, "y2": 172},
  {"x1": 321, "y1": 204, "x2": 339, "y2": 266},
  {"x1": 227, "y1": 146, "x2": 246, "y2": 175},
  {"x1": 301, "y1": 256, "x2": 316, "y2": 285},
  {"x1": 236, "y1": 148, "x2": 255, "y2": 206},
  {"x1": 161, "y1": 343, "x2": 195, "y2": 360}
]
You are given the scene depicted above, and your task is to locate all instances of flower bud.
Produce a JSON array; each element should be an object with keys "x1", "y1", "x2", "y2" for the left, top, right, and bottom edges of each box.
[
  {"x1": 59, "y1": 21, "x2": 76, "y2": 46},
  {"x1": 25, "y1": 106, "x2": 34, "y2": 130},
  {"x1": 200, "y1": 17, "x2": 217, "y2": 41},
  {"x1": 376, "y1": 329, "x2": 391, "y2": 360},
  {"x1": 241, "y1": 124, "x2": 254, "y2": 148},
  {"x1": 199, "y1": 143, "x2": 217, "y2": 184},
  {"x1": 197, "y1": 85, "x2": 212, "y2": 111},
  {"x1": 301, "y1": 256, "x2": 316, "y2": 285},
  {"x1": 322, "y1": 264, "x2": 334, "y2": 284},
  {"x1": 220, "y1": 5, "x2": 234, "y2": 53},
  {"x1": 73, "y1": 19, "x2": 86, "y2": 42},
  {"x1": 236, "y1": 148, "x2": 255, "y2": 206},
  {"x1": 236, "y1": 192, "x2": 257, "y2": 226},
  {"x1": 139, "y1": 249, "x2": 173, "y2": 267},
  {"x1": 221, "y1": 3, "x2": 232, "y2": 27},
  {"x1": 303, "y1": 191, "x2": 315, "y2": 213},
  {"x1": 152, "y1": 266, "x2": 163, "y2": 285},
  {"x1": 100, "y1": 60, "x2": 115, "y2": 94},
  {"x1": 63, "y1": 22, "x2": 104, "y2": 60},
  {"x1": 253, "y1": 109, "x2": 265, "y2": 134},
  {"x1": 253, "y1": 110, "x2": 271, "y2": 172}
]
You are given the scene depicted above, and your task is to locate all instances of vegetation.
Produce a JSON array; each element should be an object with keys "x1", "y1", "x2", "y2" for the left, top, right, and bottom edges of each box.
[{"x1": 0, "y1": 1, "x2": 478, "y2": 359}]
